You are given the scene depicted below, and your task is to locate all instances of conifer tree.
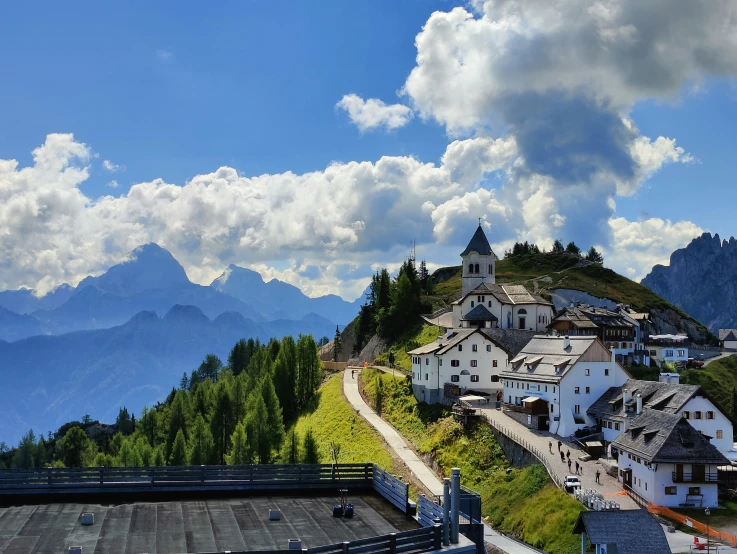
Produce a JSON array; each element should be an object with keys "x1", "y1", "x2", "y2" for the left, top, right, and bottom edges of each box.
[
  {"x1": 273, "y1": 336, "x2": 298, "y2": 423},
  {"x1": 302, "y1": 428, "x2": 319, "y2": 464},
  {"x1": 189, "y1": 414, "x2": 214, "y2": 465},
  {"x1": 179, "y1": 372, "x2": 189, "y2": 390},
  {"x1": 226, "y1": 422, "x2": 249, "y2": 465},
  {"x1": 332, "y1": 325, "x2": 343, "y2": 362},
  {"x1": 245, "y1": 390, "x2": 271, "y2": 463},
  {"x1": 57, "y1": 426, "x2": 93, "y2": 468},
  {"x1": 12, "y1": 430, "x2": 37, "y2": 469},
  {"x1": 211, "y1": 382, "x2": 233, "y2": 464},
  {"x1": 585, "y1": 246, "x2": 604, "y2": 264},
  {"x1": 153, "y1": 447, "x2": 166, "y2": 467},
  {"x1": 231, "y1": 373, "x2": 247, "y2": 426},
  {"x1": 261, "y1": 376, "x2": 285, "y2": 452},
  {"x1": 169, "y1": 429, "x2": 188, "y2": 466},
  {"x1": 281, "y1": 428, "x2": 300, "y2": 464}
]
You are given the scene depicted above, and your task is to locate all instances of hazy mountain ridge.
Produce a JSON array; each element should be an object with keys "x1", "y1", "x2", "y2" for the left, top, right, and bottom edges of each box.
[
  {"x1": 0, "y1": 243, "x2": 363, "y2": 341},
  {"x1": 0, "y1": 305, "x2": 335, "y2": 445},
  {"x1": 642, "y1": 232, "x2": 737, "y2": 332}
]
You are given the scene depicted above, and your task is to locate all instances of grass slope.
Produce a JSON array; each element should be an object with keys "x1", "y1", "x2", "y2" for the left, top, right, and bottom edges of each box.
[
  {"x1": 374, "y1": 323, "x2": 443, "y2": 373},
  {"x1": 361, "y1": 368, "x2": 583, "y2": 554},
  {"x1": 681, "y1": 355, "x2": 737, "y2": 423}
]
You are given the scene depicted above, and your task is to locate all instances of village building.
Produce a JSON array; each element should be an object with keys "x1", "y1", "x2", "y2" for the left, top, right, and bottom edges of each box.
[
  {"x1": 723, "y1": 330, "x2": 737, "y2": 351},
  {"x1": 612, "y1": 409, "x2": 729, "y2": 508},
  {"x1": 500, "y1": 335, "x2": 630, "y2": 436},
  {"x1": 572, "y1": 510, "x2": 672, "y2": 554},
  {"x1": 588, "y1": 376, "x2": 735, "y2": 455},
  {"x1": 408, "y1": 328, "x2": 512, "y2": 404},
  {"x1": 647, "y1": 335, "x2": 689, "y2": 367},
  {"x1": 550, "y1": 304, "x2": 650, "y2": 366}
]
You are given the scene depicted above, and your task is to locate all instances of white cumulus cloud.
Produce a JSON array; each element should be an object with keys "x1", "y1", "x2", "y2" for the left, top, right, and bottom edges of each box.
[{"x1": 336, "y1": 94, "x2": 414, "y2": 132}]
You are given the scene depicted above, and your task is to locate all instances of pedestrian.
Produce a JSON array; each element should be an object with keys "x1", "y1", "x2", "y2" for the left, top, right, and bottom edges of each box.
[
  {"x1": 575, "y1": 461, "x2": 579, "y2": 475},
  {"x1": 566, "y1": 449, "x2": 570, "y2": 460},
  {"x1": 549, "y1": 441, "x2": 552, "y2": 453},
  {"x1": 560, "y1": 451, "x2": 565, "y2": 463},
  {"x1": 567, "y1": 459, "x2": 572, "y2": 472},
  {"x1": 595, "y1": 470, "x2": 601, "y2": 484},
  {"x1": 557, "y1": 440, "x2": 562, "y2": 452}
]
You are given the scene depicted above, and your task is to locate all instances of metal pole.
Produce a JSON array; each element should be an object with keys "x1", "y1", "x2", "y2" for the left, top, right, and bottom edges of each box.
[
  {"x1": 705, "y1": 507, "x2": 710, "y2": 552},
  {"x1": 450, "y1": 468, "x2": 460, "y2": 544},
  {"x1": 443, "y1": 478, "x2": 450, "y2": 546}
]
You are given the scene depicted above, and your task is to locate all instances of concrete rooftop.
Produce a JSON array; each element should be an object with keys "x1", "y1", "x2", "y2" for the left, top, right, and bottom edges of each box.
[{"x1": 0, "y1": 495, "x2": 418, "y2": 554}]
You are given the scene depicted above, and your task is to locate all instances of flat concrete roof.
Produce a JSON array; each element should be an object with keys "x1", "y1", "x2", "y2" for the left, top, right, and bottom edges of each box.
[{"x1": 0, "y1": 495, "x2": 418, "y2": 554}]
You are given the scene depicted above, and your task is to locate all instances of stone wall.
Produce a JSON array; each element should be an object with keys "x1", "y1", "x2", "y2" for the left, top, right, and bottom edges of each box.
[{"x1": 488, "y1": 426, "x2": 538, "y2": 469}]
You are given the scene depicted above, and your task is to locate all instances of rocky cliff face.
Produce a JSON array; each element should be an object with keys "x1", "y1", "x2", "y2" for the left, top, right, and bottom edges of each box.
[{"x1": 643, "y1": 232, "x2": 737, "y2": 332}]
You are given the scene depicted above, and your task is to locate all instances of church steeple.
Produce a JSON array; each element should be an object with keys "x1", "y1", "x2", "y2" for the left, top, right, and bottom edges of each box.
[{"x1": 461, "y1": 224, "x2": 496, "y2": 296}]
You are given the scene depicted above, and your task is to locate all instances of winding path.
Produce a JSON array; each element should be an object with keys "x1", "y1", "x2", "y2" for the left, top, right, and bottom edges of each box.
[{"x1": 342, "y1": 368, "x2": 544, "y2": 554}]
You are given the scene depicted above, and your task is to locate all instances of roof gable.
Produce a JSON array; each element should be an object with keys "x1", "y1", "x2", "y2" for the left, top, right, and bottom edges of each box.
[
  {"x1": 573, "y1": 511, "x2": 671, "y2": 554},
  {"x1": 724, "y1": 331, "x2": 737, "y2": 341},
  {"x1": 462, "y1": 304, "x2": 498, "y2": 322}
]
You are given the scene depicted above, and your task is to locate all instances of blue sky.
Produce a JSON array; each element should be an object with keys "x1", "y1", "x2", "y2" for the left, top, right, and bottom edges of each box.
[{"x1": 0, "y1": 0, "x2": 736, "y2": 300}]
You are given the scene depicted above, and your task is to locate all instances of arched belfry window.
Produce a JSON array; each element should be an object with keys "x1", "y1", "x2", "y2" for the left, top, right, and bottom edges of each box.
[
  {"x1": 475, "y1": 263, "x2": 479, "y2": 273},
  {"x1": 489, "y1": 264, "x2": 492, "y2": 274},
  {"x1": 468, "y1": 263, "x2": 474, "y2": 274}
]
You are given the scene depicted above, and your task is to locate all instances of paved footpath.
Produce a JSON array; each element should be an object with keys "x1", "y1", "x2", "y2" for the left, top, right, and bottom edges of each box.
[{"x1": 342, "y1": 368, "x2": 544, "y2": 554}]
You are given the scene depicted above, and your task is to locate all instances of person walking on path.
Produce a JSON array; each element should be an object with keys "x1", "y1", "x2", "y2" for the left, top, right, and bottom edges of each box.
[
  {"x1": 566, "y1": 449, "x2": 571, "y2": 460},
  {"x1": 567, "y1": 459, "x2": 572, "y2": 472},
  {"x1": 575, "y1": 461, "x2": 579, "y2": 475},
  {"x1": 595, "y1": 470, "x2": 601, "y2": 484},
  {"x1": 557, "y1": 440, "x2": 562, "y2": 452},
  {"x1": 549, "y1": 441, "x2": 553, "y2": 453},
  {"x1": 560, "y1": 451, "x2": 565, "y2": 463}
]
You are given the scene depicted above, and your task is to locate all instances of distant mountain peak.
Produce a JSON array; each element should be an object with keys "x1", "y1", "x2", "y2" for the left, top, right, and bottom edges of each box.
[
  {"x1": 210, "y1": 264, "x2": 265, "y2": 289},
  {"x1": 163, "y1": 304, "x2": 209, "y2": 323}
]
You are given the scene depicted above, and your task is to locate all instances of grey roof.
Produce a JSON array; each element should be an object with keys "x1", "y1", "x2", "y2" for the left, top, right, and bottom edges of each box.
[
  {"x1": 719, "y1": 328, "x2": 737, "y2": 340},
  {"x1": 724, "y1": 331, "x2": 737, "y2": 342},
  {"x1": 611, "y1": 409, "x2": 729, "y2": 464},
  {"x1": 553, "y1": 305, "x2": 635, "y2": 330},
  {"x1": 460, "y1": 225, "x2": 493, "y2": 256},
  {"x1": 501, "y1": 335, "x2": 599, "y2": 383},
  {"x1": 407, "y1": 327, "x2": 513, "y2": 357},
  {"x1": 454, "y1": 282, "x2": 553, "y2": 307},
  {"x1": 588, "y1": 379, "x2": 701, "y2": 422},
  {"x1": 573, "y1": 511, "x2": 672, "y2": 554},
  {"x1": 462, "y1": 304, "x2": 498, "y2": 322},
  {"x1": 480, "y1": 328, "x2": 537, "y2": 357}
]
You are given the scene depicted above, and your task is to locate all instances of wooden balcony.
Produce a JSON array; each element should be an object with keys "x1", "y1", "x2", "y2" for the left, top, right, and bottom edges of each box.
[{"x1": 672, "y1": 472, "x2": 719, "y2": 483}]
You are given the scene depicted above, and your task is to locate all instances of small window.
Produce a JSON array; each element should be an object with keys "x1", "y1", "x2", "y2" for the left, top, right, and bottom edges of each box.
[
  {"x1": 439, "y1": 359, "x2": 443, "y2": 366},
  {"x1": 460, "y1": 370, "x2": 470, "y2": 376},
  {"x1": 688, "y1": 487, "x2": 701, "y2": 496},
  {"x1": 665, "y1": 486, "x2": 677, "y2": 495},
  {"x1": 451, "y1": 360, "x2": 459, "y2": 367},
  {"x1": 545, "y1": 386, "x2": 548, "y2": 392},
  {"x1": 472, "y1": 344, "x2": 478, "y2": 352},
  {"x1": 489, "y1": 264, "x2": 492, "y2": 274},
  {"x1": 694, "y1": 411, "x2": 702, "y2": 420},
  {"x1": 645, "y1": 482, "x2": 647, "y2": 491},
  {"x1": 471, "y1": 375, "x2": 479, "y2": 383},
  {"x1": 574, "y1": 387, "x2": 580, "y2": 394},
  {"x1": 491, "y1": 376, "x2": 499, "y2": 382},
  {"x1": 425, "y1": 373, "x2": 428, "y2": 380},
  {"x1": 677, "y1": 350, "x2": 685, "y2": 357},
  {"x1": 585, "y1": 369, "x2": 590, "y2": 376},
  {"x1": 607, "y1": 421, "x2": 612, "y2": 429},
  {"x1": 468, "y1": 264, "x2": 473, "y2": 273},
  {"x1": 553, "y1": 386, "x2": 556, "y2": 393},
  {"x1": 682, "y1": 411, "x2": 690, "y2": 419},
  {"x1": 604, "y1": 368, "x2": 609, "y2": 376},
  {"x1": 425, "y1": 358, "x2": 429, "y2": 365},
  {"x1": 493, "y1": 360, "x2": 498, "y2": 367},
  {"x1": 488, "y1": 301, "x2": 492, "y2": 307},
  {"x1": 574, "y1": 405, "x2": 581, "y2": 414},
  {"x1": 707, "y1": 411, "x2": 714, "y2": 420},
  {"x1": 486, "y1": 345, "x2": 491, "y2": 352},
  {"x1": 614, "y1": 423, "x2": 620, "y2": 431},
  {"x1": 717, "y1": 430, "x2": 723, "y2": 439},
  {"x1": 585, "y1": 386, "x2": 590, "y2": 394},
  {"x1": 470, "y1": 360, "x2": 478, "y2": 367},
  {"x1": 470, "y1": 301, "x2": 474, "y2": 308},
  {"x1": 458, "y1": 345, "x2": 463, "y2": 352},
  {"x1": 451, "y1": 375, "x2": 459, "y2": 382}
]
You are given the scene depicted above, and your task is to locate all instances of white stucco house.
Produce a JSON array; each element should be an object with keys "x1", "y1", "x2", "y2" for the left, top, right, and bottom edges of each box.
[
  {"x1": 647, "y1": 335, "x2": 689, "y2": 367},
  {"x1": 612, "y1": 409, "x2": 729, "y2": 508},
  {"x1": 409, "y1": 328, "x2": 510, "y2": 404},
  {"x1": 723, "y1": 330, "x2": 737, "y2": 351},
  {"x1": 588, "y1": 377, "x2": 735, "y2": 455},
  {"x1": 501, "y1": 335, "x2": 630, "y2": 436}
]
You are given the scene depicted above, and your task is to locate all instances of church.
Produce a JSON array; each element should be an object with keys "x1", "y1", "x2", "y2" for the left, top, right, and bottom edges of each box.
[{"x1": 408, "y1": 224, "x2": 555, "y2": 404}]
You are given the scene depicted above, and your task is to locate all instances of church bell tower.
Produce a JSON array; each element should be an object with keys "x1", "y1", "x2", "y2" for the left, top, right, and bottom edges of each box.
[{"x1": 460, "y1": 224, "x2": 496, "y2": 296}]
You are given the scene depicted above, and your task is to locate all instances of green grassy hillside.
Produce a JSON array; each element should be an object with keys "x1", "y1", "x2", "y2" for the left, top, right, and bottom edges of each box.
[
  {"x1": 361, "y1": 369, "x2": 583, "y2": 554},
  {"x1": 681, "y1": 355, "x2": 737, "y2": 424}
]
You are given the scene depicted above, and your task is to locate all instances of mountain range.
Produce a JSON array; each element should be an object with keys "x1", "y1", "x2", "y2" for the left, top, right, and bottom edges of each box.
[
  {"x1": 0, "y1": 243, "x2": 364, "y2": 341},
  {"x1": 0, "y1": 244, "x2": 364, "y2": 445},
  {"x1": 642, "y1": 232, "x2": 737, "y2": 332}
]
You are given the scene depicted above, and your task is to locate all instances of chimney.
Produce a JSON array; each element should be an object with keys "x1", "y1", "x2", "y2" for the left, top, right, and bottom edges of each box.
[
  {"x1": 563, "y1": 335, "x2": 570, "y2": 350},
  {"x1": 636, "y1": 394, "x2": 643, "y2": 415},
  {"x1": 623, "y1": 388, "x2": 632, "y2": 404}
]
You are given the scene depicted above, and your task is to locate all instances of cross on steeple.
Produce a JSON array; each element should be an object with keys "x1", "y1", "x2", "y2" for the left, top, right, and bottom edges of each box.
[{"x1": 478, "y1": 217, "x2": 481, "y2": 226}]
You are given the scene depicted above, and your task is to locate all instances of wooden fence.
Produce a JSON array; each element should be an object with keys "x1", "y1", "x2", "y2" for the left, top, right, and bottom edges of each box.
[
  {"x1": 322, "y1": 361, "x2": 348, "y2": 371},
  {"x1": 0, "y1": 464, "x2": 374, "y2": 497},
  {"x1": 417, "y1": 494, "x2": 444, "y2": 528},
  {"x1": 372, "y1": 465, "x2": 410, "y2": 513},
  {"x1": 307, "y1": 526, "x2": 442, "y2": 554}
]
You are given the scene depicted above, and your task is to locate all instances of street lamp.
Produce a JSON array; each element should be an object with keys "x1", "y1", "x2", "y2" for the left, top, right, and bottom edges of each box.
[{"x1": 705, "y1": 507, "x2": 710, "y2": 551}]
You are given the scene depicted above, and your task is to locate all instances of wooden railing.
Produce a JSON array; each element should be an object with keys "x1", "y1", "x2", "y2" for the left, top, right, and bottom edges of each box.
[
  {"x1": 478, "y1": 412, "x2": 565, "y2": 489},
  {"x1": 672, "y1": 472, "x2": 719, "y2": 483},
  {"x1": 0, "y1": 464, "x2": 374, "y2": 496},
  {"x1": 373, "y1": 465, "x2": 410, "y2": 513},
  {"x1": 308, "y1": 526, "x2": 441, "y2": 554}
]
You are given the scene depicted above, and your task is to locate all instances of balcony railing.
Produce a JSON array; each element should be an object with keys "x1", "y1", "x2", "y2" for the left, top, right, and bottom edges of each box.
[{"x1": 672, "y1": 472, "x2": 719, "y2": 483}]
